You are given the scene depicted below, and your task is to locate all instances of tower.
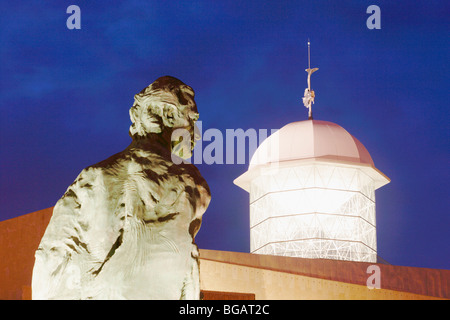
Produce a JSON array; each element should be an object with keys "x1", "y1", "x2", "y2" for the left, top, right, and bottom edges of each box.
[{"x1": 233, "y1": 42, "x2": 390, "y2": 263}]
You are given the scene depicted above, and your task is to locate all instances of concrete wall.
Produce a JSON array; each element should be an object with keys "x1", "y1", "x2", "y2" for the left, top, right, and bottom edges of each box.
[
  {"x1": 199, "y1": 253, "x2": 447, "y2": 300},
  {"x1": 199, "y1": 249, "x2": 450, "y2": 299}
]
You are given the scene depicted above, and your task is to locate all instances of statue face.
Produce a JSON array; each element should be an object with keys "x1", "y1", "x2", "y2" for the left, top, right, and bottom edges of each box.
[
  {"x1": 169, "y1": 86, "x2": 201, "y2": 160},
  {"x1": 170, "y1": 85, "x2": 199, "y2": 132}
]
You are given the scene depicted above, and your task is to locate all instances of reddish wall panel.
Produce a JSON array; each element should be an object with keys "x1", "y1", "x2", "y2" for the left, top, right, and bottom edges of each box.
[{"x1": 0, "y1": 208, "x2": 52, "y2": 300}]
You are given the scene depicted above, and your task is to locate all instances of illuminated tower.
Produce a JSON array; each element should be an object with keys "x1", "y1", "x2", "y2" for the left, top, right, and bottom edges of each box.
[{"x1": 234, "y1": 42, "x2": 390, "y2": 263}]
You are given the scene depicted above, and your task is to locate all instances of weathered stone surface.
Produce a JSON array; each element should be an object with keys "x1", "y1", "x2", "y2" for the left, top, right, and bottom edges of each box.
[{"x1": 32, "y1": 76, "x2": 210, "y2": 300}]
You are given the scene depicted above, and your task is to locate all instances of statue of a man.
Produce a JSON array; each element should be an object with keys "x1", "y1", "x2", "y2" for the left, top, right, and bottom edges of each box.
[{"x1": 32, "y1": 76, "x2": 211, "y2": 300}]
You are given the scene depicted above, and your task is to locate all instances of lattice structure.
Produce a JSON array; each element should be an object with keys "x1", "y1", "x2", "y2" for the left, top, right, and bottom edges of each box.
[{"x1": 249, "y1": 163, "x2": 377, "y2": 262}]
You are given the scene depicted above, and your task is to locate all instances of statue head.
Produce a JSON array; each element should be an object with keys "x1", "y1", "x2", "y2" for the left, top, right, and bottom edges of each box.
[{"x1": 129, "y1": 76, "x2": 200, "y2": 158}]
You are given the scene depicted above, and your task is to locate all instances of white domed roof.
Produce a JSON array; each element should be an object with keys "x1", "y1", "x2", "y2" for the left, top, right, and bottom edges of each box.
[{"x1": 249, "y1": 120, "x2": 374, "y2": 169}]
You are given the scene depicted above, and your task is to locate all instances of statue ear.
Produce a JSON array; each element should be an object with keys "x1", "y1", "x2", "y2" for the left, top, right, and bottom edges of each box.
[{"x1": 160, "y1": 104, "x2": 179, "y2": 127}]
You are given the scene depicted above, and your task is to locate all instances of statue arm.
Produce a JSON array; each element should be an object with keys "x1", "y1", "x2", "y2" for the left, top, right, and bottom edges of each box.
[
  {"x1": 180, "y1": 244, "x2": 201, "y2": 300},
  {"x1": 32, "y1": 168, "x2": 118, "y2": 299},
  {"x1": 182, "y1": 174, "x2": 211, "y2": 300},
  {"x1": 32, "y1": 180, "x2": 87, "y2": 299}
]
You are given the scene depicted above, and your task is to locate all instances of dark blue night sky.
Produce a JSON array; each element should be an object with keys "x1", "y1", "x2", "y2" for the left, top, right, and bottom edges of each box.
[{"x1": 1, "y1": 1, "x2": 449, "y2": 269}]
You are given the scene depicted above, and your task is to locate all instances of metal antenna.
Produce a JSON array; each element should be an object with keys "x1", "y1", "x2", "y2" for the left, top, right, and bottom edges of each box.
[
  {"x1": 302, "y1": 39, "x2": 318, "y2": 120},
  {"x1": 308, "y1": 38, "x2": 311, "y2": 69}
]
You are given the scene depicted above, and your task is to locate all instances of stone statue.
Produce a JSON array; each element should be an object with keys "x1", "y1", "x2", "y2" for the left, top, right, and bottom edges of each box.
[
  {"x1": 302, "y1": 68, "x2": 318, "y2": 120},
  {"x1": 32, "y1": 76, "x2": 211, "y2": 300}
]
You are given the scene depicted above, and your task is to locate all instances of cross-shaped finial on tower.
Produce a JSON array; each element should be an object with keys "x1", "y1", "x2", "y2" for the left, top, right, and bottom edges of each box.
[{"x1": 302, "y1": 39, "x2": 318, "y2": 120}]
